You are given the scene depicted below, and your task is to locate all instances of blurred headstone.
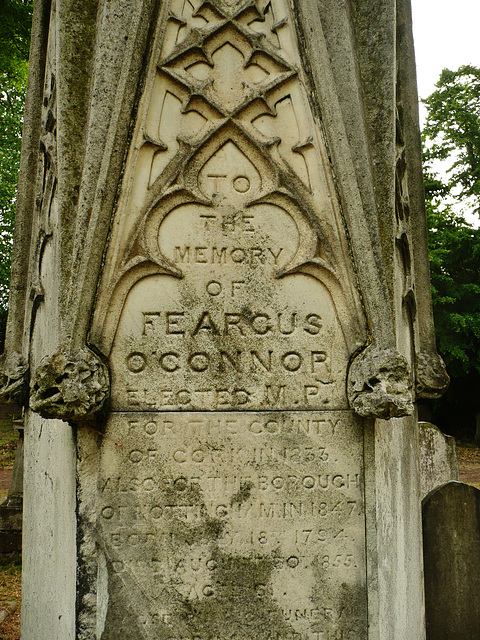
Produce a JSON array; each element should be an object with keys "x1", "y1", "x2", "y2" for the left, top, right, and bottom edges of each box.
[
  {"x1": 419, "y1": 421, "x2": 459, "y2": 498},
  {"x1": 0, "y1": 424, "x2": 23, "y2": 552},
  {"x1": 423, "y1": 481, "x2": 480, "y2": 640}
]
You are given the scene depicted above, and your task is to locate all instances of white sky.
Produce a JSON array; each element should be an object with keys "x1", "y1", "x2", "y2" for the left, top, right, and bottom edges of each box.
[
  {"x1": 411, "y1": 0, "x2": 480, "y2": 110},
  {"x1": 411, "y1": 0, "x2": 480, "y2": 222}
]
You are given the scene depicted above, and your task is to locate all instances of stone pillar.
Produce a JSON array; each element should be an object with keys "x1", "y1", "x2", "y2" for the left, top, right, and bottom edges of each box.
[{"x1": 0, "y1": 0, "x2": 448, "y2": 638}]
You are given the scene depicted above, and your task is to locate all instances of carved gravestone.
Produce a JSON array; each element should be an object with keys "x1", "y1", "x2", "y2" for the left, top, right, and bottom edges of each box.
[
  {"x1": 419, "y1": 422, "x2": 459, "y2": 499},
  {"x1": 0, "y1": 0, "x2": 448, "y2": 638},
  {"x1": 423, "y1": 482, "x2": 480, "y2": 640}
]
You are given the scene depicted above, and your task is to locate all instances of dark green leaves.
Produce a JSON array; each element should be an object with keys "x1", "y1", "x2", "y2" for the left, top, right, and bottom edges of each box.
[
  {"x1": 427, "y1": 207, "x2": 480, "y2": 378},
  {"x1": 0, "y1": 0, "x2": 33, "y2": 84},
  {"x1": 424, "y1": 66, "x2": 480, "y2": 435},
  {"x1": 423, "y1": 65, "x2": 480, "y2": 214},
  {"x1": 0, "y1": 1, "x2": 33, "y2": 311}
]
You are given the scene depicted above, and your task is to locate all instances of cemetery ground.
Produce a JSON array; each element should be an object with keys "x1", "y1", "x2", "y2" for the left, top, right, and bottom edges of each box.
[
  {"x1": 456, "y1": 441, "x2": 480, "y2": 489},
  {"x1": 0, "y1": 416, "x2": 478, "y2": 639}
]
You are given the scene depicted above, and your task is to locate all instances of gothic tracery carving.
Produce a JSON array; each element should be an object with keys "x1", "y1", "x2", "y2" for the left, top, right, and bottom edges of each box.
[{"x1": 91, "y1": 0, "x2": 366, "y2": 362}]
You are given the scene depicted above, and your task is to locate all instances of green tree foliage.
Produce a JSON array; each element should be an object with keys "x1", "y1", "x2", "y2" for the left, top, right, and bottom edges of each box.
[
  {"x1": 423, "y1": 66, "x2": 480, "y2": 437},
  {"x1": 428, "y1": 208, "x2": 480, "y2": 375},
  {"x1": 0, "y1": 1, "x2": 33, "y2": 346},
  {"x1": 0, "y1": 0, "x2": 32, "y2": 82},
  {"x1": 0, "y1": 80, "x2": 26, "y2": 308},
  {"x1": 423, "y1": 65, "x2": 480, "y2": 213}
]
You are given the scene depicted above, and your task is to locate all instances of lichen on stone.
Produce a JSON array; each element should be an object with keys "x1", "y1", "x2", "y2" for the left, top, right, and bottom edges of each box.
[
  {"x1": 30, "y1": 346, "x2": 109, "y2": 422},
  {"x1": 347, "y1": 346, "x2": 414, "y2": 418},
  {"x1": 415, "y1": 350, "x2": 450, "y2": 400},
  {"x1": 0, "y1": 350, "x2": 29, "y2": 405}
]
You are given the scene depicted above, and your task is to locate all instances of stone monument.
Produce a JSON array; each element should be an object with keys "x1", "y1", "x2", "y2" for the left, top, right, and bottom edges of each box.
[
  {"x1": 423, "y1": 482, "x2": 480, "y2": 640},
  {"x1": 0, "y1": 0, "x2": 448, "y2": 638},
  {"x1": 419, "y1": 422, "x2": 458, "y2": 499}
]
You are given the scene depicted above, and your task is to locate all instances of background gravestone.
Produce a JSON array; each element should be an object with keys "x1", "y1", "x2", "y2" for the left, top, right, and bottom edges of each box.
[
  {"x1": 419, "y1": 422, "x2": 459, "y2": 498},
  {"x1": 0, "y1": 423, "x2": 23, "y2": 552},
  {"x1": 423, "y1": 481, "x2": 480, "y2": 640},
  {"x1": 0, "y1": 0, "x2": 448, "y2": 638}
]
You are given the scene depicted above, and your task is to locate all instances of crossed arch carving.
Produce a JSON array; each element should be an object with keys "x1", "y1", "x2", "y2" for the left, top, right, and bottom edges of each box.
[{"x1": 91, "y1": 0, "x2": 366, "y2": 359}]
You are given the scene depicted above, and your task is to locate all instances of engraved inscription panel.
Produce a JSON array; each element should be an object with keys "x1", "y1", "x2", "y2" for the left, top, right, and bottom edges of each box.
[
  {"x1": 99, "y1": 412, "x2": 367, "y2": 640},
  {"x1": 92, "y1": 0, "x2": 369, "y2": 637},
  {"x1": 109, "y1": 172, "x2": 350, "y2": 411}
]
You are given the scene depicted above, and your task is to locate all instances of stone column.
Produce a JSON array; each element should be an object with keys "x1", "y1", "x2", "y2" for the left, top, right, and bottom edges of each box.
[{"x1": 0, "y1": 1, "x2": 448, "y2": 638}]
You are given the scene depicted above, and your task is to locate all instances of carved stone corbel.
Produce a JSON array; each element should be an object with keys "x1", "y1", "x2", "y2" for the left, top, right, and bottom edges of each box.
[
  {"x1": 415, "y1": 351, "x2": 449, "y2": 400},
  {"x1": 347, "y1": 346, "x2": 414, "y2": 419},
  {"x1": 0, "y1": 351, "x2": 29, "y2": 406},
  {"x1": 29, "y1": 347, "x2": 109, "y2": 423}
]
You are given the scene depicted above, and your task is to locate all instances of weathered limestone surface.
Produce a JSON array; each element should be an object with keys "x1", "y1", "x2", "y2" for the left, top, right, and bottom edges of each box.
[
  {"x1": 21, "y1": 412, "x2": 76, "y2": 640},
  {"x1": 1, "y1": 0, "x2": 448, "y2": 638},
  {"x1": 94, "y1": 412, "x2": 367, "y2": 638},
  {"x1": 419, "y1": 422, "x2": 459, "y2": 499},
  {"x1": 423, "y1": 482, "x2": 480, "y2": 640}
]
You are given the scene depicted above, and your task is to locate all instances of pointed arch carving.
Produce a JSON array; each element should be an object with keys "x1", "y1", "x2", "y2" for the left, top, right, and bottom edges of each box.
[
  {"x1": 91, "y1": 0, "x2": 367, "y2": 361},
  {"x1": 93, "y1": 121, "x2": 363, "y2": 358}
]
